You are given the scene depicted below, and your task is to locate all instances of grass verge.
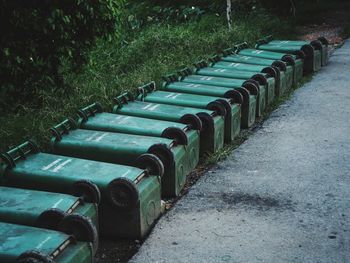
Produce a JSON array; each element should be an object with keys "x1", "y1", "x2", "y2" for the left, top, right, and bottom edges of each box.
[{"x1": 0, "y1": 12, "x2": 294, "y2": 152}]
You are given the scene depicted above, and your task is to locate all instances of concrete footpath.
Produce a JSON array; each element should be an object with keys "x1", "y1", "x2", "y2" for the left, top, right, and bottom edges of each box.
[{"x1": 131, "y1": 41, "x2": 350, "y2": 263}]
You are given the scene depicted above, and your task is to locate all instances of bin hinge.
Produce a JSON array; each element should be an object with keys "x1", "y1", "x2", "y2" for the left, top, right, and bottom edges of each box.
[
  {"x1": 256, "y1": 35, "x2": 273, "y2": 46},
  {"x1": 137, "y1": 81, "x2": 156, "y2": 101},
  {"x1": 234, "y1": 42, "x2": 249, "y2": 53},
  {"x1": 77, "y1": 102, "x2": 103, "y2": 123},
  {"x1": 1, "y1": 140, "x2": 40, "y2": 168},
  {"x1": 113, "y1": 92, "x2": 135, "y2": 111},
  {"x1": 208, "y1": 55, "x2": 221, "y2": 63},
  {"x1": 177, "y1": 67, "x2": 193, "y2": 79},
  {"x1": 193, "y1": 60, "x2": 208, "y2": 69},
  {"x1": 222, "y1": 47, "x2": 235, "y2": 56},
  {"x1": 50, "y1": 118, "x2": 78, "y2": 141},
  {"x1": 162, "y1": 74, "x2": 179, "y2": 84}
]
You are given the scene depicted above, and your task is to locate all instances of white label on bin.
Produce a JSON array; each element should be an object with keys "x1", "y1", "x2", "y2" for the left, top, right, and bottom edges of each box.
[
  {"x1": 253, "y1": 50, "x2": 263, "y2": 54},
  {"x1": 200, "y1": 76, "x2": 213, "y2": 81},
  {"x1": 85, "y1": 132, "x2": 108, "y2": 142},
  {"x1": 85, "y1": 132, "x2": 99, "y2": 141},
  {"x1": 142, "y1": 103, "x2": 153, "y2": 110},
  {"x1": 113, "y1": 116, "x2": 130, "y2": 124},
  {"x1": 186, "y1": 83, "x2": 200, "y2": 87},
  {"x1": 52, "y1": 159, "x2": 72, "y2": 172},
  {"x1": 36, "y1": 236, "x2": 52, "y2": 249},
  {"x1": 42, "y1": 159, "x2": 62, "y2": 171},
  {"x1": 166, "y1": 93, "x2": 181, "y2": 99},
  {"x1": 229, "y1": 63, "x2": 239, "y2": 67},
  {"x1": 52, "y1": 199, "x2": 64, "y2": 208},
  {"x1": 42, "y1": 159, "x2": 73, "y2": 172},
  {"x1": 121, "y1": 170, "x2": 131, "y2": 178},
  {"x1": 214, "y1": 69, "x2": 226, "y2": 72},
  {"x1": 148, "y1": 104, "x2": 160, "y2": 111},
  {"x1": 94, "y1": 133, "x2": 108, "y2": 142}
]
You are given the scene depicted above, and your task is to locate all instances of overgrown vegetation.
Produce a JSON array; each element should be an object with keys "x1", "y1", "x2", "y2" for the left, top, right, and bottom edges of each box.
[
  {"x1": 0, "y1": 0, "x2": 124, "y2": 110},
  {"x1": 0, "y1": 8, "x2": 294, "y2": 151},
  {"x1": 2, "y1": 0, "x2": 345, "y2": 152}
]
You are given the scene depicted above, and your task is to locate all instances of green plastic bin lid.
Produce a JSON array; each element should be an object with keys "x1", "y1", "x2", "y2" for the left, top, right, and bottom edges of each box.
[
  {"x1": 0, "y1": 186, "x2": 79, "y2": 224},
  {"x1": 0, "y1": 222, "x2": 71, "y2": 262}
]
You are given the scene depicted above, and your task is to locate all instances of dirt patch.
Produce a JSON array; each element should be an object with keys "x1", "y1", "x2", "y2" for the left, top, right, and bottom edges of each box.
[
  {"x1": 221, "y1": 192, "x2": 294, "y2": 211},
  {"x1": 297, "y1": 2, "x2": 350, "y2": 46}
]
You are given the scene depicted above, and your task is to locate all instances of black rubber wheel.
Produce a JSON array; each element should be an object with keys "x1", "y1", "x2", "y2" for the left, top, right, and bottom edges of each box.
[
  {"x1": 162, "y1": 127, "x2": 188, "y2": 145},
  {"x1": 180, "y1": 113, "x2": 202, "y2": 131},
  {"x1": 207, "y1": 101, "x2": 226, "y2": 116},
  {"x1": 137, "y1": 153, "x2": 165, "y2": 177},
  {"x1": 17, "y1": 251, "x2": 54, "y2": 263},
  {"x1": 107, "y1": 178, "x2": 139, "y2": 210},
  {"x1": 73, "y1": 180, "x2": 101, "y2": 205},
  {"x1": 58, "y1": 214, "x2": 98, "y2": 254},
  {"x1": 35, "y1": 209, "x2": 67, "y2": 230},
  {"x1": 148, "y1": 144, "x2": 174, "y2": 170}
]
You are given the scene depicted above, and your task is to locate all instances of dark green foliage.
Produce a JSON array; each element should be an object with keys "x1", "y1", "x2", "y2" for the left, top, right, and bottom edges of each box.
[
  {"x1": 0, "y1": 0, "x2": 123, "y2": 111},
  {"x1": 0, "y1": 11, "x2": 294, "y2": 152}
]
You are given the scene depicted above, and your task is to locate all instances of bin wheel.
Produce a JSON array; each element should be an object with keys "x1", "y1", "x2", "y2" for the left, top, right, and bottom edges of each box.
[
  {"x1": 107, "y1": 178, "x2": 139, "y2": 210},
  {"x1": 261, "y1": 66, "x2": 277, "y2": 79},
  {"x1": 35, "y1": 209, "x2": 67, "y2": 230},
  {"x1": 162, "y1": 127, "x2": 188, "y2": 145},
  {"x1": 58, "y1": 214, "x2": 98, "y2": 254},
  {"x1": 207, "y1": 101, "x2": 226, "y2": 116},
  {"x1": 17, "y1": 251, "x2": 54, "y2": 263},
  {"x1": 180, "y1": 114, "x2": 202, "y2": 131},
  {"x1": 73, "y1": 180, "x2": 101, "y2": 205},
  {"x1": 137, "y1": 153, "x2": 164, "y2": 177}
]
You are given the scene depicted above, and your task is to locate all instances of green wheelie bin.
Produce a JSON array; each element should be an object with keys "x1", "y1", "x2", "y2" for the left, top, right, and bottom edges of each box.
[
  {"x1": 77, "y1": 102, "x2": 200, "y2": 181},
  {"x1": 112, "y1": 92, "x2": 225, "y2": 155},
  {"x1": 176, "y1": 67, "x2": 258, "y2": 126},
  {"x1": 220, "y1": 47, "x2": 293, "y2": 93},
  {"x1": 0, "y1": 186, "x2": 98, "y2": 254},
  {"x1": 136, "y1": 82, "x2": 241, "y2": 143},
  {"x1": 162, "y1": 74, "x2": 255, "y2": 130},
  {"x1": 0, "y1": 141, "x2": 162, "y2": 239},
  {"x1": 235, "y1": 42, "x2": 304, "y2": 85},
  {"x1": 256, "y1": 37, "x2": 321, "y2": 73},
  {"x1": 192, "y1": 61, "x2": 270, "y2": 115},
  {"x1": 206, "y1": 57, "x2": 277, "y2": 105},
  {"x1": 50, "y1": 118, "x2": 187, "y2": 198},
  {"x1": 0, "y1": 222, "x2": 93, "y2": 263},
  {"x1": 260, "y1": 35, "x2": 328, "y2": 66}
]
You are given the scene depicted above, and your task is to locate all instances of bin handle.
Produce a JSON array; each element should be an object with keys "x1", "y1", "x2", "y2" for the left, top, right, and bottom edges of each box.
[
  {"x1": 193, "y1": 60, "x2": 208, "y2": 69},
  {"x1": 177, "y1": 67, "x2": 193, "y2": 79},
  {"x1": 1, "y1": 140, "x2": 40, "y2": 168},
  {"x1": 162, "y1": 74, "x2": 179, "y2": 84},
  {"x1": 113, "y1": 92, "x2": 135, "y2": 110},
  {"x1": 256, "y1": 38, "x2": 269, "y2": 46},
  {"x1": 222, "y1": 48, "x2": 235, "y2": 56},
  {"x1": 256, "y1": 35, "x2": 272, "y2": 46},
  {"x1": 234, "y1": 42, "x2": 248, "y2": 53},
  {"x1": 77, "y1": 102, "x2": 103, "y2": 122},
  {"x1": 50, "y1": 118, "x2": 77, "y2": 141},
  {"x1": 137, "y1": 81, "x2": 156, "y2": 101},
  {"x1": 208, "y1": 55, "x2": 221, "y2": 63},
  {"x1": 318, "y1": 36, "x2": 329, "y2": 46}
]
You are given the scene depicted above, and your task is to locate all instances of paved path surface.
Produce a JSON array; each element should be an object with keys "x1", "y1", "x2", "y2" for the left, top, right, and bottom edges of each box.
[{"x1": 130, "y1": 41, "x2": 350, "y2": 263}]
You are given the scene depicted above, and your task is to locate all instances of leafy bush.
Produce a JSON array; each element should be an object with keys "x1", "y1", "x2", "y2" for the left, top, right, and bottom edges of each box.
[{"x1": 0, "y1": 0, "x2": 124, "y2": 111}]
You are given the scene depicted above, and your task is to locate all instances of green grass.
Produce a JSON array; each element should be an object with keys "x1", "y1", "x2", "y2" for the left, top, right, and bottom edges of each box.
[{"x1": 0, "y1": 12, "x2": 294, "y2": 152}]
